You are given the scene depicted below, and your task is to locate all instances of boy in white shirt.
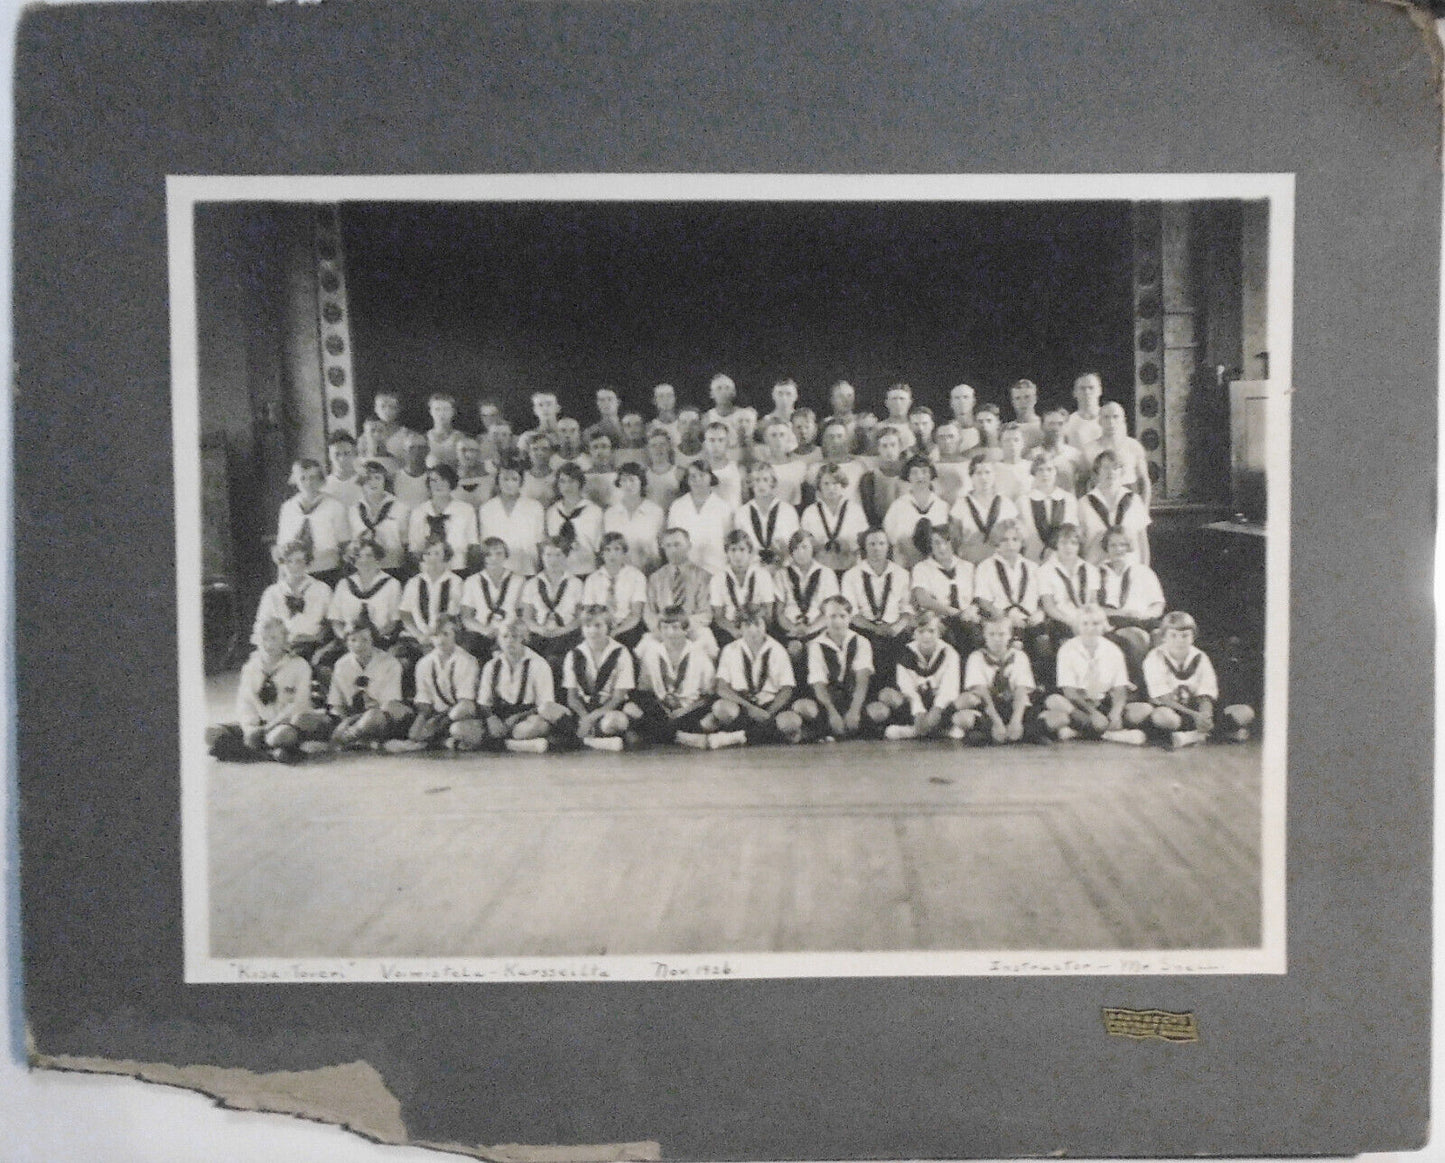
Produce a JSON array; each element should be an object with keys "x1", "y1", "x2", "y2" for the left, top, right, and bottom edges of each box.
[
  {"x1": 875, "y1": 382, "x2": 917, "y2": 455},
  {"x1": 1064, "y1": 372, "x2": 1104, "y2": 450},
  {"x1": 369, "y1": 389, "x2": 417, "y2": 461},
  {"x1": 452, "y1": 618, "x2": 559, "y2": 753},
  {"x1": 699, "y1": 421, "x2": 746, "y2": 508},
  {"x1": 392, "y1": 433, "x2": 433, "y2": 510},
  {"x1": 1138, "y1": 611, "x2": 1255, "y2": 747},
  {"x1": 705, "y1": 605, "x2": 804, "y2": 748},
  {"x1": 807, "y1": 419, "x2": 867, "y2": 507},
  {"x1": 385, "y1": 615, "x2": 481, "y2": 752},
  {"x1": 840, "y1": 527, "x2": 914, "y2": 686},
  {"x1": 424, "y1": 392, "x2": 463, "y2": 468},
  {"x1": 755, "y1": 378, "x2": 800, "y2": 454},
  {"x1": 878, "y1": 611, "x2": 962, "y2": 741},
  {"x1": 454, "y1": 435, "x2": 493, "y2": 510},
  {"x1": 581, "y1": 532, "x2": 648, "y2": 648},
  {"x1": 207, "y1": 617, "x2": 313, "y2": 763},
  {"x1": 709, "y1": 530, "x2": 779, "y2": 646},
  {"x1": 1006, "y1": 378, "x2": 1044, "y2": 450},
  {"x1": 558, "y1": 605, "x2": 640, "y2": 752},
  {"x1": 459, "y1": 537, "x2": 523, "y2": 664},
  {"x1": 703, "y1": 373, "x2": 758, "y2": 455},
  {"x1": 947, "y1": 382, "x2": 982, "y2": 453},
  {"x1": 1039, "y1": 604, "x2": 1148, "y2": 745},
  {"x1": 324, "y1": 431, "x2": 364, "y2": 508},
  {"x1": 754, "y1": 418, "x2": 809, "y2": 507},
  {"x1": 993, "y1": 423, "x2": 1033, "y2": 502},
  {"x1": 954, "y1": 615, "x2": 1038, "y2": 745},
  {"x1": 583, "y1": 431, "x2": 621, "y2": 508},
  {"x1": 276, "y1": 458, "x2": 351, "y2": 583},
  {"x1": 636, "y1": 608, "x2": 720, "y2": 746}
]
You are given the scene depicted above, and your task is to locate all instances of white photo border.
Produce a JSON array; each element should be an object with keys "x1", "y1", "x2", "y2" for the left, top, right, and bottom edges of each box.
[{"x1": 171, "y1": 173, "x2": 1292, "y2": 983}]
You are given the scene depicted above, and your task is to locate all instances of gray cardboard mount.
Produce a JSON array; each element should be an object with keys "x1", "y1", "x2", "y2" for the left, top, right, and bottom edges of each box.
[{"x1": 12, "y1": 0, "x2": 1434, "y2": 1157}]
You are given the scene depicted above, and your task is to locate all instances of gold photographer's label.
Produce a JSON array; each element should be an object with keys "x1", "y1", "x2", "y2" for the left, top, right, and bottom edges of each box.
[{"x1": 1102, "y1": 1008, "x2": 1199, "y2": 1043}]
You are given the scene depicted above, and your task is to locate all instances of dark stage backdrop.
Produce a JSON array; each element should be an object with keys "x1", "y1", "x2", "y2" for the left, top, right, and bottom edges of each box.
[{"x1": 341, "y1": 200, "x2": 1135, "y2": 427}]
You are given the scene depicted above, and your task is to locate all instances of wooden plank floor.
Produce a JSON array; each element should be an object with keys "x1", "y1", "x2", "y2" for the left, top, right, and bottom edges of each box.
[{"x1": 203, "y1": 677, "x2": 1262, "y2": 958}]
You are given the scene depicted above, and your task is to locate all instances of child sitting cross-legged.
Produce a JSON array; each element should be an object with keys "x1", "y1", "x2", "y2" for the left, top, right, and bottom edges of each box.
[
  {"x1": 383, "y1": 615, "x2": 481, "y2": 753},
  {"x1": 1038, "y1": 603, "x2": 1151, "y2": 746},
  {"x1": 1137, "y1": 610, "x2": 1256, "y2": 748}
]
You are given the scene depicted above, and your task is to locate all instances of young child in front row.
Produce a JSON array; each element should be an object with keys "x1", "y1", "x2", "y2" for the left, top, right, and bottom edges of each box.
[
  {"x1": 704, "y1": 605, "x2": 805, "y2": 748},
  {"x1": 384, "y1": 615, "x2": 481, "y2": 752},
  {"x1": 878, "y1": 611, "x2": 963, "y2": 741},
  {"x1": 635, "y1": 607, "x2": 720, "y2": 747},
  {"x1": 452, "y1": 618, "x2": 559, "y2": 753},
  {"x1": 558, "y1": 605, "x2": 640, "y2": 752},
  {"x1": 953, "y1": 615, "x2": 1039, "y2": 745},
  {"x1": 207, "y1": 617, "x2": 314, "y2": 763},
  {"x1": 794, "y1": 596, "x2": 888, "y2": 741},
  {"x1": 1038, "y1": 604, "x2": 1149, "y2": 746},
  {"x1": 1138, "y1": 611, "x2": 1255, "y2": 747},
  {"x1": 310, "y1": 617, "x2": 410, "y2": 752},
  {"x1": 710, "y1": 529, "x2": 779, "y2": 647}
]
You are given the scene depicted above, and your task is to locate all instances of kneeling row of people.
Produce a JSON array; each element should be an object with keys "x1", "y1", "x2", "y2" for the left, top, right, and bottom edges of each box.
[{"x1": 210, "y1": 597, "x2": 1253, "y2": 763}]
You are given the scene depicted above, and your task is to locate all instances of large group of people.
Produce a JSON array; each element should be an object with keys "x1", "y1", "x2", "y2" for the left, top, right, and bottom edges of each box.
[{"x1": 207, "y1": 372, "x2": 1255, "y2": 764}]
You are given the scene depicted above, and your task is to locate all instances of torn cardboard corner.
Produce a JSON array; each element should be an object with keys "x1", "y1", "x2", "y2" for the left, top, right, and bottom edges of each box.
[{"x1": 30, "y1": 1053, "x2": 660, "y2": 1163}]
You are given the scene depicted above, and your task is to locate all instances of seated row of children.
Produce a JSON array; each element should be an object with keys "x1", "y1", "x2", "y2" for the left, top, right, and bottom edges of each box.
[
  {"x1": 255, "y1": 505, "x2": 1168, "y2": 710},
  {"x1": 209, "y1": 595, "x2": 1253, "y2": 764}
]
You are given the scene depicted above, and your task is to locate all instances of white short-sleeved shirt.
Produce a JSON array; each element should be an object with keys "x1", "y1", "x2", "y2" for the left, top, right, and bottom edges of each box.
[
  {"x1": 910, "y1": 557, "x2": 975, "y2": 615},
  {"x1": 328, "y1": 649, "x2": 404, "y2": 714},
  {"x1": 806, "y1": 630, "x2": 875, "y2": 691},
  {"x1": 1017, "y1": 489, "x2": 1080, "y2": 560},
  {"x1": 235, "y1": 652, "x2": 312, "y2": 729},
  {"x1": 708, "y1": 564, "x2": 778, "y2": 621},
  {"x1": 799, "y1": 499, "x2": 868, "y2": 568},
  {"x1": 716, "y1": 637, "x2": 795, "y2": 705},
  {"x1": 399, "y1": 570, "x2": 465, "y2": 641},
  {"x1": 392, "y1": 468, "x2": 432, "y2": 510},
  {"x1": 327, "y1": 572, "x2": 404, "y2": 635},
  {"x1": 1142, "y1": 646, "x2": 1221, "y2": 703},
  {"x1": 546, "y1": 498, "x2": 605, "y2": 576},
  {"x1": 460, "y1": 569, "x2": 523, "y2": 629},
  {"x1": 962, "y1": 647, "x2": 1036, "y2": 695},
  {"x1": 349, "y1": 496, "x2": 410, "y2": 570},
  {"x1": 666, "y1": 492, "x2": 736, "y2": 576},
  {"x1": 478, "y1": 647, "x2": 555, "y2": 711},
  {"x1": 520, "y1": 572, "x2": 584, "y2": 630},
  {"x1": 1079, "y1": 489, "x2": 1151, "y2": 564},
  {"x1": 252, "y1": 576, "x2": 332, "y2": 646},
  {"x1": 736, "y1": 499, "x2": 800, "y2": 562},
  {"x1": 562, "y1": 639, "x2": 636, "y2": 708},
  {"x1": 406, "y1": 500, "x2": 479, "y2": 571},
  {"x1": 477, "y1": 495, "x2": 547, "y2": 577},
  {"x1": 1097, "y1": 560, "x2": 1166, "y2": 620},
  {"x1": 949, "y1": 491, "x2": 1019, "y2": 561},
  {"x1": 636, "y1": 638, "x2": 717, "y2": 707},
  {"x1": 324, "y1": 472, "x2": 365, "y2": 510},
  {"x1": 895, "y1": 641, "x2": 962, "y2": 714},
  {"x1": 1063, "y1": 411, "x2": 1103, "y2": 451},
  {"x1": 581, "y1": 564, "x2": 650, "y2": 622},
  {"x1": 840, "y1": 561, "x2": 914, "y2": 624},
  {"x1": 414, "y1": 648, "x2": 481, "y2": 711},
  {"x1": 883, "y1": 493, "x2": 951, "y2": 569},
  {"x1": 1038, "y1": 559, "x2": 1102, "y2": 628},
  {"x1": 706, "y1": 460, "x2": 746, "y2": 510},
  {"x1": 276, "y1": 494, "x2": 352, "y2": 573},
  {"x1": 1054, "y1": 636, "x2": 1132, "y2": 700},
  {"x1": 778, "y1": 561, "x2": 840, "y2": 626},
  {"x1": 602, "y1": 500, "x2": 666, "y2": 574},
  {"x1": 973, "y1": 554, "x2": 1041, "y2": 617}
]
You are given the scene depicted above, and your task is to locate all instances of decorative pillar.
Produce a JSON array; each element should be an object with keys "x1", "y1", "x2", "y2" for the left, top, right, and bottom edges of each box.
[{"x1": 312, "y1": 205, "x2": 357, "y2": 438}]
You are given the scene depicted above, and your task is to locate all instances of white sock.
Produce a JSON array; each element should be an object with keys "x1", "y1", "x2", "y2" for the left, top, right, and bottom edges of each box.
[
  {"x1": 505, "y1": 737, "x2": 548, "y2": 754},
  {"x1": 883, "y1": 725, "x2": 916, "y2": 741},
  {"x1": 1055, "y1": 725, "x2": 1078, "y2": 741},
  {"x1": 708, "y1": 730, "x2": 748, "y2": 749},
  {"x1": 582, "y1": 736, "x2": 624, "y2": 752},
  {"x1": 675, "y1": 732, "x2": 710, "y2": 749},
  {"x1": 1171, "y1": 730, "x2": 1206, "y2": 749},
  {"x1": 1102, "y1": 728, "x2": 1147, "y2": 746}
]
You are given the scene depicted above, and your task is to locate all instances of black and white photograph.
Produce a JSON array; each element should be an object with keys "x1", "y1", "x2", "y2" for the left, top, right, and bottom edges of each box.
[{"x1": 173, "y1": 174, "x2": 1289, "y2": 982}]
